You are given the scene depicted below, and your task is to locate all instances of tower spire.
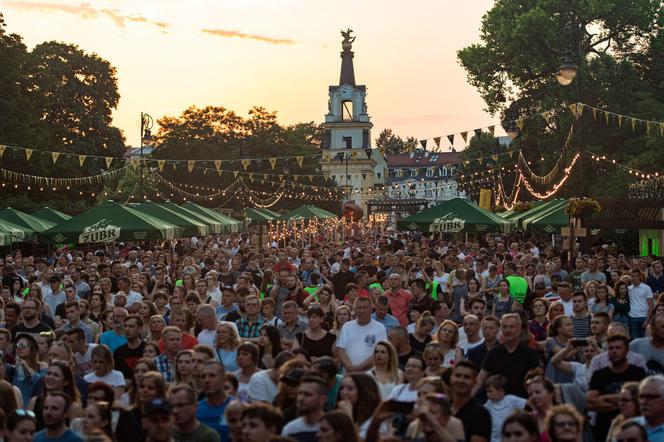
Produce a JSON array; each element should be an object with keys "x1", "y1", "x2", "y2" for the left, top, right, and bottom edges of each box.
[{"x1": 339, "y1": 29, "x2": 356, "y2": 86}]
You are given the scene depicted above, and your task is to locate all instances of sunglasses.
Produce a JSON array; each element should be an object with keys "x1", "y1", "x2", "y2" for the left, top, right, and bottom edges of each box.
[{"x1": 14, "y1": 409, "x2": 36, "y2": 418}]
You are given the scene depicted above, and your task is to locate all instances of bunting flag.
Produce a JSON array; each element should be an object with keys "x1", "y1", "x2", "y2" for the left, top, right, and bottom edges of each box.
[
  {"x1": 491, "y1": 154, "x2": 499, "y2": 161},
  {"x1": 377, "y1": 172, "x2": 381, "y2": 179},
  {"x1": 239, "y1": 159, "x2": 249, "y2": 171},
  {"x1": 577, "y1": 103, "x2": 585, "y2": 117},
  {"x1": 157, "y1": 160, "x2": 166, "y2": 172},
  {"x1": 296, "y1": 156, "x2": 304, "y2": 168},
  {"x1": 105, "y1": 157, "x2": 113, "y2": 169},
  {"x1": 0, "y1": 145, "x2": 5, "y2": 157},
  {"x1": 568, "y1": 103, "x2": 577, "y2": 117},
  {"x1": 25, "y1": 149, "x2": 33, "y2": 161},
  {"x1": 233, "y1": 171, "x2": 239, "y2": 179},
  {"x1": 308, "y1": 175, "x2": 313, "y2": 182},
  {"x1": 351, "y1": 151, "x2": 358, "y2": 159},
  {"x1": 508, "y1": 151, "x2": 514, "y2": 159},
  {"x1": 187, "y1": 160, "x2": 195, "y2": 172},
  {"x1": 420, "y1": 139, "x2": 427, "y2": 149},
  {"x1": 379, "y1": 146, "x2": 385, "y2": 156},
  {"x1": 631, "y1": 118, "x2": 636, "y2": 131},
  {"x1": 248, "y1": 173, "x2": 254, "y2": 182},
  {"x1": 78, "y1": 155, "x2": 86, "y2": 167},
  {"x1": 269, "y1": 158, "x2": 277, "y2": 169},
  {"x1": 460, "y1": 131, "x2": 468, "y2": 143},
  {"x1": 131, "y1": 157, "x2": 139, "y2": 168},
  {"x1": 474, "y1": 129, "x2": 482, "y2": 138},
  {"x1": 605, "y1": 111, "x2": 610, "y2": 124},
  {"x1": 516, "y1": 118, "x2": 525, "y2": 130},
  {"x1": 647, "y1": 121, "x2": 652, "y2": 135},
  {"x1": 661, "y1": 123, "x2": 664, "y2": 136},
  {"x1": 592, "y1": 108, "x2": 597, "y2": 120},
  {"x1": 51, "y1": 152, "x2": 60, "y2": 164},
  {"x1": 279, "y1": 174, "x2": 284, "y2": 181},
  {"x1": 433, "y1": 137, "x2": 441, "y2": 149},
  {"x1": 488, "y1": 125, "x2": 495, "y2": 136},
  {"x1": 447, "y1": 134, "x2": 454, "y2": 146},
  {"x1": 618, "y1": 115, "x2": 623, "y2": 128},
  {"x1": 214, "y1": 160, "x2": 222, "y2": 172}
]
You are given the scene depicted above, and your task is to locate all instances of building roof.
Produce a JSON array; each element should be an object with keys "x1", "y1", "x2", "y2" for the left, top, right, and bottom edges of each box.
[
  {"x1": 124, "y1": 146, "x2": 155, "y2": 159},
  {"x1": 386, "y1": 150, "x2": 460, "y2": 167}
]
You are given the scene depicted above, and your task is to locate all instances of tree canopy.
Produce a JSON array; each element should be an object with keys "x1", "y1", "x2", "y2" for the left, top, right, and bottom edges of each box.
[
  {"x1": 375, "y1": 128, "x2": 418, "y2": 155},
  {"x1": 457, "y1": 0, "x2": 664, "y2": 199}
]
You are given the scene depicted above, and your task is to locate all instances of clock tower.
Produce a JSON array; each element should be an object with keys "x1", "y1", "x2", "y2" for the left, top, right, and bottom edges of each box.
[{"x1": 320, "y1": 29, "x2": 386, "y2": 210}]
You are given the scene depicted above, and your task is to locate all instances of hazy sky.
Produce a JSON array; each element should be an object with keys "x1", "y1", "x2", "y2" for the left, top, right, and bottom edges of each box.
[{"x1": 2, "y1": 0, "x2": 500, "y2": 148}]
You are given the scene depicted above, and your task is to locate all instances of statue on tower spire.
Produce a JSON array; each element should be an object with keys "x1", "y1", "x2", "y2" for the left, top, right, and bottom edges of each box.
[
  {"x1": 339, "y1": 29, "x2": 356, "y2": 86},
  {"x1": 341, "y1": 29, "x2": 355, "y2": 50}
]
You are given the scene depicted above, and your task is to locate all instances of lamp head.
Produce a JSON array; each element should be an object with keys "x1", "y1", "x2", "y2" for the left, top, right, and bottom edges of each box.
[{"x1": 556, "y1": 54, "x2": 578, "y2": 86}]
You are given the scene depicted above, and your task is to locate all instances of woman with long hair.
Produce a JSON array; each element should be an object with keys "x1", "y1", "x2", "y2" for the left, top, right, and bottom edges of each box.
[
  {"x1": 590, "y1": 284, "x2": 614, "y2": 320},
  {"x1": 409, "y1": 314, "x2": 434, "y2": 353},
  {"x1": 525, "y1": 371, "x2": 557, "y2": 439},
  {"x1": 234, "y1": 343, "x2": 261, "y2": 403},
  {"x1": 27, "y1": 360, "x2": 83, "y2": 429},
  {"x1": 547, "y1": 302, "x2": 565, "y2": 322},
  {"x1": 99, "y1": 310, "x2": 114, "y2": 338},
  {"x1": 606, "y1": 382, "x2": 641, "y2": 442},
  {"x1": 142, "y1": 342, "x2": 160, "y2": 360},
  {"x1": 121, "y1": 358, "x2": 156, "y2": 408},
  {"x1": 545, "y1": 316, "x2": 574, "y2": 383},
  {"x1": 174, "y1": 350, "x2": 197, "y2": 393},
  {"x1": 612, "y1": 280, "x2": 630, "y2": 326},
  {"x1": 544, "y1": 404, "x2": 584, "y2": 442},
  {"x1": 12, "y1": 334, "x2": 45, "y2": 406},
  {"x1": 317, "y1": 410, "x2": 360, "y2": 442},
  {"x1": 214, "y1": 323, "x2": 241, "y2": 372},
  {"x1": 331, "y1": 305, "x2": 352, "y2": 337},
  {"x1": 292, "y1": 306, "x2": 336, "y2": 358},
  {"x1": 4, "y1": 409, "x2": 37, "y2": 442},
  {"x1": 138, "y1": 302, "x2": 157, "y2": 338},
  {"x1": 83, "y1": 345, "x2": 126, "y2": 401},
  {"x1": 583, "y1": 281, "x2": 598, "y2": 305},
  {"x1": 257, "y1": 325, "x2": 282, "y2": 369},
  {"x1": 460, "y1": 278, "x2": 482, "y2": 317},
  {"x1": 493, "y1": 279, "x2": 518, "y2": 320},
  {"x1": 337, "y1": 373, "x2": 381, "y2": 439},
  {"x1": 0, "y1": 378, "x2": 22, "y2": 421},
  {"x1": 529, "y1": 298, "x2": 550, "y2": 346},
  {"x1": 433, "y1": 320, "x2": 459, "y2": 367},
  {"x1": 36, "y1": 331, "x2": 55, "y2": 365},
  {"x1": 181, "y1": 273, "x2": 196, "y2": 292},
  {"x1": 367, "y1": 340, "x2": 401, "y2": 399},
  {"x1": 99, "y1": 278, "x2": 112, "y2": 301},
  {"x1": 82, "y1": 401, "x2": 115, "y2": 441},
  {"x1": 147, "y1": 315, "x2": 166, "y2": 343},
  {"x1": 115, "y1": 371, "x2": 167, "y2": 441}
]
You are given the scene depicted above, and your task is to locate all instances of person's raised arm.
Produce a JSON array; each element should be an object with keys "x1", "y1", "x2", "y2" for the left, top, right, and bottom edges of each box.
[
  {"x1": 471, "y1": 369, "x2": 489, "y2": 397},
  {"x1": 550, "y1": 343, "x2": 575, "y2": 374}
]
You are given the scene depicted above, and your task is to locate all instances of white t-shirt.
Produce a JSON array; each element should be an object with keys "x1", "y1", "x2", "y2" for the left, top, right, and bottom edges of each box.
[
  {"x1": 484, "y1": 395, "x2": 527, "y2": 442},
  {"x1": 628, "y1": 283, "x2": 653, "y2": 317},
  {"x1": 336, "y1": 319, "x2": 387, "y2": 366},
  {"x1": 75, "y1": 344, "x2": 97, "y2": 376},
  {"x1": 197, "y1": 329, "x2": 216, "y2": 347},
  {"x1": 387, "y1": 383, "x2": 418, "y2": 402},
  {"x1": 84, "y1": 369, "x2": 126, "y2": 388},
  {"x1": 282, "y1": 417, "x2": 320, "y2": 438},
  {"x1": 247, "y1": 370, "x2": 277, "y2": 403}
]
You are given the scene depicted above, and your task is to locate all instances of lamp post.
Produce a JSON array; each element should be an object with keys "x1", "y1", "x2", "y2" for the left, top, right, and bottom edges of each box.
[{"x1": 140, "y1": 112, "x2": 154, "y2": 201}]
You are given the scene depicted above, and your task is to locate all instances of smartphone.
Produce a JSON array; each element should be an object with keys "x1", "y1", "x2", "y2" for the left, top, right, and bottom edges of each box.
[
  {"x1": 387, "y1": 400, "x2": 415, "y2": 414},
  {"x1": 571, "y1": 338, "x2": 588, "y2": 348}
]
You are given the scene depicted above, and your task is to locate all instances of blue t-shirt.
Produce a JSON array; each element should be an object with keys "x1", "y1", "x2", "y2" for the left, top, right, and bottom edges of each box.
[
  {"x1": 34, "y1": 429, "x2": 84, "y2": 442},
  {"x1": 99, "y1": 330, "x2": 128, "y2": 353},
  {"x1": 196, "y1": 396, "x2": 234, "y2": 442}
]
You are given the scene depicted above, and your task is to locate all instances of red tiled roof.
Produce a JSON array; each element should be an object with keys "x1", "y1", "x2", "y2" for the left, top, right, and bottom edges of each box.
[{"x1": 386, "y1": 151, "x2": 460, "y2": 167}]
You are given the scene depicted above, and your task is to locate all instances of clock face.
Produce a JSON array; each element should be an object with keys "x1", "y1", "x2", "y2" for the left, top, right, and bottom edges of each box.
[{"x1": 340, "y1": 85, "x2": 353, "y2": 98}]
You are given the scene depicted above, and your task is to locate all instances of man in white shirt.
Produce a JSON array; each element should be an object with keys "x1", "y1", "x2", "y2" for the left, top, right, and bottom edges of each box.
[
  {"x1": 336, "y1": 297, "x2": 387, "y2": 372},
  {"x1": 282, "y1": 376, "x2": 327, "y2": 440},
  {"x1": 628, "y1": 268, "x2": 653, "y2": 339}
]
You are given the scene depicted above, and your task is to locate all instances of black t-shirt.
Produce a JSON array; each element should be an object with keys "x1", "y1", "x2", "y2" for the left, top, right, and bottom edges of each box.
[
  {"x1": 588, "y1": 364, "x2": 646, "y2": 442},
  {"x1": 482, "y1": 343, "x2": 541, "y2": 398},
  {"x1": 454, "y1": 399, "x2": 492, "y2": 442},
  {"x1": 408, "y1": 333, "x2": 432, "y2": 354},
  {"x1": 113, "y1": 341, "x2": 147, "y2": 379},
  {"x1": 11, "y1": 322, "x2": 53, "y2": 342}
]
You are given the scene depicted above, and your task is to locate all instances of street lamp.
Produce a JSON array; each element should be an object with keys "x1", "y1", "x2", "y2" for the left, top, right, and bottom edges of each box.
[
  {"x1": 556, "y1": 53, "x2": 578, "y2": 86},
  {"x1": 505, "y1": 120, "x2": 520, "y2": 140},
  {"x1": 140, "y1": 113, "x2": 154, "y2": 200}
]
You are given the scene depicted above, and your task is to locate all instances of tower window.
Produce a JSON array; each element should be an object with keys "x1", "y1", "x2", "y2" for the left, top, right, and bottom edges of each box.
[
  {"x1": 343, "y1": 137, "x2": 352, "y2": 149},
  {"x1": 342, "y1": 100, "x2": 353, "y2": 121}
]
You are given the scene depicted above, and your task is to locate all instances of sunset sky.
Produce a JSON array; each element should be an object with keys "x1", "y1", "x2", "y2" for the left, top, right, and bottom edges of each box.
[{"x1": 2, "y1": 0, "x2": 500, "y2": 148}]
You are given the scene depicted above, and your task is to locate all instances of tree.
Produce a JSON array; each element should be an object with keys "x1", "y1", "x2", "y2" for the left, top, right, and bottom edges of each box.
[
  {"x1": 457, "y1": 0, "x2": 664, "y2": 198},
  {"x1": 375, "y1": 128, "x2": 417, "y2": 155}
]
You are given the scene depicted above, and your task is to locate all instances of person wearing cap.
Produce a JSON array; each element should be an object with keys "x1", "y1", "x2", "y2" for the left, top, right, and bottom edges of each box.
[
  {"x1": 141, "y1": 398, "x2": 174, "y2": 442},
  {"x1": 169, "y1": 384, "x2": 220, "y2": 442}
]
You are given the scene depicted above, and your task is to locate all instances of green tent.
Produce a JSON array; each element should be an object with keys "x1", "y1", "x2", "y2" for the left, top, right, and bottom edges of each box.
[
  {"x1": 132, "y1": 202, "x2": 211, "y2": 237},
  {"x1": 0, "y1": 217, "x2": 36, "y2": 244},
  {"x1": 512, "y1": 199, "x2": 566, "y2": 230},
  {"x1": 40, "y1": 200, "x2": 176, "y2": 244},
  {"x1": 181, "y1": 202, "x2": 241, "y2": 233},
  {"x1": 33, "y1": 207, "x2": 72, "y2": 224},
  {"x1": 244, "y1": 207, "x2": 280, "y2": 224},
  {"x1": 397, "y1": 198, "x2": 510, "y2": 233},
  {"x1": 523, "y1": 201, "x2": 569, "y2": 234},
  {"x1": 0, "y1": 207, "x2": 55, "y2": 233},
  {"x1": 499, "y1": 201, "x2": 547, "y2": 222},
  {"x1": 279, "y1": 205, "x2": 337, "y2": 221},
  {"x1": 159, "y1": 203, "x2": 224, "y2": 234}
]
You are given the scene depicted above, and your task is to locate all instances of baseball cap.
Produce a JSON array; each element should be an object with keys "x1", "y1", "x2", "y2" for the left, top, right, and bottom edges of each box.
[{"x1": 144, "y1": 398, "x2": 171, "y2": 416}]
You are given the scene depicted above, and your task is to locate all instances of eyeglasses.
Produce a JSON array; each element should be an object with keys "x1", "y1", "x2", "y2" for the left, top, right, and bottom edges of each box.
[
  {"x1": 16, "y1": 342, "x2": 30, "y2": 349},
  {"x1": 15, "y1": 409, "x2": 36, "y2": 418},
  {"x1": 553, "y1": 420, "x2": 578, "y2": 428}
]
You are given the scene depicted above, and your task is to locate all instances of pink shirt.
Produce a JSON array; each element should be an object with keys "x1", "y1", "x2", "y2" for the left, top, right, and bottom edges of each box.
[{"x1": 386, "y1": 288, "x2": 413, "y2": 326}]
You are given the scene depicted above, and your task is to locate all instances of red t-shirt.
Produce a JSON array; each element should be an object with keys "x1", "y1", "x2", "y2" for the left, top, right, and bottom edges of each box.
[{"x1": 386, "y1": 289, "x2": 414, "y2": 326}]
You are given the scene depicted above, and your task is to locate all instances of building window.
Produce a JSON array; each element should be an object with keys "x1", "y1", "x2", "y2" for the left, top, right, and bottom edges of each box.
[
  {"x1": 441, "y1": 167, "x2": 448, "y2": 177},
  {"x1": 342, "y1": 100, "x2": 353, "y2": 121},
  {"x1": 410, "y1": 169, "x2": 417, "y2": 177},
  {"x1": 343, "y1": 137, "x2": 352, "y2": 149},
  {"x1": 426, "y1": 168, "x2": 433, "y2": 177}
]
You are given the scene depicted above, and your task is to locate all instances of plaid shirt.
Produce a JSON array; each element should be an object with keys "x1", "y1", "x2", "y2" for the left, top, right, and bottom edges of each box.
[
  {"x1": 236, "y1": 315, "x2": 266, "y2": 339},
  {"x1": 153, "y1": 354, "x2": 174, "y2": 383}
]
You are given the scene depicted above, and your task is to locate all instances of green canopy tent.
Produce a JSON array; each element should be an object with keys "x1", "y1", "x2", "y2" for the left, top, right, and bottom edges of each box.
[
  {"x1": 181, "y1": 202, "x2": 241, "y2": 233},
  {"x1": 40, "y1": 200, "x2": 176, "y2": 244},
  {"x1": 159, "y1": 202, "x2": 224, "y2": 234},
  {"x1": 523, "y1": 201, "x2": 569, "y2": 234},
  {"x1": 0, "y1": 218, "x2": 36, "y2": 244},
  {"x1": 32, "y1": 207, "x2": 72, "y2": 224},
  {"x1": 499, "y1": 201, "x2": 547, "y2": 223},
  {"x1": 508, "y1": 200, "x2": 563, "y2": 230},
  {"x1": 397, "y1": 198, "x2": 511, "y2": 233},
  {"x1": 279, "y1": 205, "x2": 337, "y2": 221},
  {"x1": 0, "y1": 207, "x2": 55, "y2": 233},
  {"x1": 132, "y1": 202, "x2": 210, "y2": 237},
  {"x1": 244, "y1": 207, "x2": 280, "y2": 224}
]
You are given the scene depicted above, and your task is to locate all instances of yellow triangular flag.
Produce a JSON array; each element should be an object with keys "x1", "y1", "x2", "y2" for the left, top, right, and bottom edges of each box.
[
  {"x1": 248, "y1": 173, "x2": 254, "y2": 182},
  {"x1": 269, "y1": 158, "x2": 277, "y2": 169},
  {"x1": 488, "y1": 125, "x2": 495, "y2": 136},
  {"x1": 158, "y1": 160, "x2": 165, "y2": 171},
  {"x1": 187, "y1": 160, "x2": 195, "y2": 172},
  {"x1": 568, "y1": 103, "x2": 577, "y2": 117},
  {"x1": 25, "y1": 149, "x2": 33, "y2": 161},
  {"x1": 618, "y1": 115, "x2": 623, "y2": 128},
  {"x1": 460, "y1": 131, "x2": 468, "y2": 143},
  {"x1": 78, "y1": 155, "x2": 86, "y2": 167},
  {"x1": 233, "y1": 171, "x2": 238, "y2": 179},
  {"x1": 379, "y1": 147, "x2": 385, "y2": 156},
  {"x1": 131, "y1": 157, "x2": 139, "y2": 168},
  {"x1": 577, "y1": 104, "x2": 585, "y2": 117},
  {"x1": 51, "y1": 152, "x2": 60, "y2": 164},
  {"x1": 604, "y1": 112, "x2": 610, "y2": 124},
  {"x1": 308, "y1": 175, "x2": 313, "y2": 182},
  {"x1": 631, "y1": 118, "x2": 636, "y2": 131},
  {"x1": 214, "y1": 160, "x2": 222, "y2": 171},
  {"x1": 0, "y1": 145, "x2": 5, "y2": 157},
  {"x1": 433, "y1": 137, "x2": 441, "y2": 148},
  {"x1": 542, "y1": 111, "x2": 551, "y2": 124},
  {"x1": 660, "y1": 123, "x2": 664, "y2": 136},
  {"x1": 491, "y1": 154, "x2": 499, "y2": 161},
  {"x1": 516, "y1": 119, "x2": 525, "y2": 130},
  {"x1": 105, "y1": 157, "x2": 113, "y2": 169},
  {"x1": 241, "y1": 159, "x2": 251, "y2": 171},
  {"x1": 508, "y1": 150, "x2": 514, "y2": 159},
  {"x1": 296, "y1": 156, "x2": 304, "y2": 168},
  {"x1": 217, "y1": 169, "x2": 223, "y2": 177},
  {"x1": 647, "y1": 121, "x2": 652, "y2": 135},
  {"x1": 279, "y1": 174, "x2": 284, "y2": 181},
  {"x1": 592, "y1": 107, "x2": 597, "y2": 119},
  {"x1": 293, "y1": 175, "x2": 299, "y2": 182}
]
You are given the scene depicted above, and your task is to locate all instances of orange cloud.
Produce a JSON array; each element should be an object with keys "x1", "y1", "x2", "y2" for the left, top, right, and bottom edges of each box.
[
  {"x1": 202, "y1": 28, "x2": 295, "y2": 45},
  {"x1": 3, "y1": 1, "x2": 170, "y2": 30}
]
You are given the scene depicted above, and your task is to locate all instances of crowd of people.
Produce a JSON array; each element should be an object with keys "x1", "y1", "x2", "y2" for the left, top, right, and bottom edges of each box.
[{"x1": 0, "y1": 229, "x2": 662, "y2": 442}]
